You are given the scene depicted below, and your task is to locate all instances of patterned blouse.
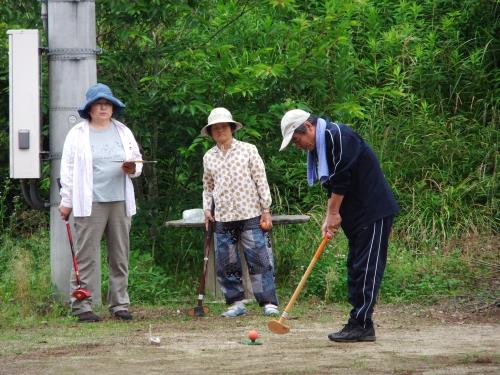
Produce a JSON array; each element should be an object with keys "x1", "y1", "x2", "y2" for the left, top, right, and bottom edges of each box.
[{"x1": 203, "y1": 139, "x2": 272, "y2": 222}]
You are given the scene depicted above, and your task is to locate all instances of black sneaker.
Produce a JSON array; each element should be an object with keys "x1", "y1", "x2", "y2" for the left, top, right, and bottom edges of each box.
[
  {"x1": 76, "y1": 311, "x2": 102, "y2": 323},
  {"x1": 328, "y1": 319, "x2": 376, "y2": 342},
  {"x1": 113, "y1": 310, "x2": 133, "y2": 321}
]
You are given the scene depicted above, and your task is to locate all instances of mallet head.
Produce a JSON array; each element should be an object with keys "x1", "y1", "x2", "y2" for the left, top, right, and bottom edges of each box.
[
  {"x1": 187, "y1": 306, "x2": 209, "y2": 317},
  {"x1": 72, "y1": 288, "x2": 91, "y2": 301},
  {"x1": 268, "y1": 319, "x2": 290, "y2": 334}
]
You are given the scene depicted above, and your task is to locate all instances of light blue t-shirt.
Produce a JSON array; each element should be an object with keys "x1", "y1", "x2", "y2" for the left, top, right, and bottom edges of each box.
[{"x1": 89, "y1": 123, "x2": 126, "y2": 202}]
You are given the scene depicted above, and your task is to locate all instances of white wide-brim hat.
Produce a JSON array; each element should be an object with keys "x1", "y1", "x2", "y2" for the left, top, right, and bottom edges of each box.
[
  {"x1": 201, "y1": 107, "x2": 243, "y2": 137},
  {"x1": 279, "y1": 109, "x2": 311, "y2": 151}
]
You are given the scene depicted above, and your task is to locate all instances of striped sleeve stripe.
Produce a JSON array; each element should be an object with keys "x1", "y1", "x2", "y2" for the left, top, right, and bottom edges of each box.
[{"x1": 327, "y1": 123, "x2": 343, "y2": 179}]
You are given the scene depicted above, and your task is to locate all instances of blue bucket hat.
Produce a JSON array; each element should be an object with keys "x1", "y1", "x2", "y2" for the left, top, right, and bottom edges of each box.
[{"x1": 78, "y1": 83, "x2": 126, "y2": 119}]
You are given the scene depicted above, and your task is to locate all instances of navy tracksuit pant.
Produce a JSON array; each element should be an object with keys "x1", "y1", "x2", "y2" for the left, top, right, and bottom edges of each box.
[{"x1": 346, "y1": 215, "x2": 394, "y2": 327}]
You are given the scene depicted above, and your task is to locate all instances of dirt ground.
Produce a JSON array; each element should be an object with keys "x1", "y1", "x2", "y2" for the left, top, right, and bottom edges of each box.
[{"x1": 0, "y1": 300, "x2": 498, "y2": 375}]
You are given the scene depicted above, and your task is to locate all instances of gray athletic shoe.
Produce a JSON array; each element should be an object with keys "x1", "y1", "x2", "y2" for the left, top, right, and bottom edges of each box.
[
  {"x1": 263, "y1": 304, "x2": 279, "y2": 316},
  {"x1": 222, "y1": 302, "x2": 246, "y2": 318}
]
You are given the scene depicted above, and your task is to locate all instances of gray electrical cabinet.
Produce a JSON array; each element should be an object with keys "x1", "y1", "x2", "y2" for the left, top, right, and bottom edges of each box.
[{"x1": 8, "y1": 29, "x2": 41, "y2": 179}]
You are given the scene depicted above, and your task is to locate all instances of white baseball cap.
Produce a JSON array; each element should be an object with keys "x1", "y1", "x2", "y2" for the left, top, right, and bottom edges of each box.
[
  {"x1": 279, "y1": 109, "x2": 310, "y2": 151},
  {"x1": 201, "y1": 107, "x2": 243, "y2": 137}
]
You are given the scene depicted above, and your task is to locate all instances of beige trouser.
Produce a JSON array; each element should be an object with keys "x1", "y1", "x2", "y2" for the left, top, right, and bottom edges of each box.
[{"x1": 71, "y1": 202, "x2": 131, "y2": 315}]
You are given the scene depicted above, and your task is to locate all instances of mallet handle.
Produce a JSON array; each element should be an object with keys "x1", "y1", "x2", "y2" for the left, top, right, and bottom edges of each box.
[
  {"x1": 196, "y1": 220, "x2": 213, "y2": 299},
  {"x1": 65, "y1": 221, "x2": 82, "y2": 285},
  {"x1": 194, "y1": 202, "x2": 215, "y2": 308},
  {"x1": 278, "y1": 235, "x2": 330, "y2": 323}
]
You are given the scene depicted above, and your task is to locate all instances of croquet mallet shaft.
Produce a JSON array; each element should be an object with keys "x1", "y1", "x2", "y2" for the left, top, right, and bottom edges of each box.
[{"x1": 277, "y1": 235, "x2": 330, "y2": 325}]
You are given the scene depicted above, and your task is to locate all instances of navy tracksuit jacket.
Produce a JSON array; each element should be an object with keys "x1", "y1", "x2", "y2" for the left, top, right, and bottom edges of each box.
[{"x1": 320, "y1": 122, "x2": 399, "y2": 326}]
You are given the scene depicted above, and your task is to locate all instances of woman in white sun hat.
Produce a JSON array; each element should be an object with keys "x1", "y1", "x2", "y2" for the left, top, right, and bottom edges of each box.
[{"x1": 201, "y1": 107, "x2": 279, "y2": 317}]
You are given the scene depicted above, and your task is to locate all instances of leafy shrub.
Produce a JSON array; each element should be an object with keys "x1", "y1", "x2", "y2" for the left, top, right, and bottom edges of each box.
[
  {"x1": 101, "y1": 248, "x2": 188, "y2": 305},
  {"x1": 0, "y1": 231, "x2": 66, "y2": 325}
]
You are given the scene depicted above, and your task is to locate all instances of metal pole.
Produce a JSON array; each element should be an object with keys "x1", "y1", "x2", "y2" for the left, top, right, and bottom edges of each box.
[{"x1": 47, "y1": 0, "x2": 100, "y2": 306}]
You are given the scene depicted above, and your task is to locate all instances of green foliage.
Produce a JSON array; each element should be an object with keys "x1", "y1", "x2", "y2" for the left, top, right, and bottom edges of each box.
[
  {"x1": 271, "y1": 212, "x2": 489, "y2": 305},
  {"x1": 101, "y1": 247, "x2": 192, "y2": 304},
  {"x1": 0, "y1": 226, "x2": 195, "y2": 324},
  {"x1": 90, "y1": 0, "x2": 498, "y2": 248},
  {"x1": 1, "y1": 0, "x2": 497, "y2": 245},
  {"x1": 0, "y1": 231, "x2": 66, "y2": 326},
  {"x1": 381, "y1": 246, "x2": 467, "y2": 302},
  {"x1": 1, "y1": 215, "x2": 491, "y2": 325},
  {"x1": 0, "y1": 0, "x2": 498, "y2": 317}
]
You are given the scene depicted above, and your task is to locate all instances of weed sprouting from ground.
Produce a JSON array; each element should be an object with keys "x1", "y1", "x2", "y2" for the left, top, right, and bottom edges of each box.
[{"x1": 12, "y1": 251, "x2": 31, "y2": 316}]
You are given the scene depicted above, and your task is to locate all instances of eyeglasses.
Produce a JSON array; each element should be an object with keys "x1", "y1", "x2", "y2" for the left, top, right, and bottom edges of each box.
[{"x1": 93, "y1": 100, "x2": 113, "y2": 107}]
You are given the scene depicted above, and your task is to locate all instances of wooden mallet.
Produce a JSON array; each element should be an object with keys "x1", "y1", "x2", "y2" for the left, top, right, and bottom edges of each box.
[
  {"x1": 187, "y1": 204, "x2": 214, "y2": 317},
  {"x1": 268, "y1": 235, "x2": 331, "y2": 334}
]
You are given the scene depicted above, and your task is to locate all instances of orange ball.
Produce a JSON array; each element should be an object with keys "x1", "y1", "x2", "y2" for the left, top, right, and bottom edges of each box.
[
  {"x1": 248, "y1": 330, "x2": 259, "y2": 342},
  {"x1": 260, "y1": 221, "x2": 272, "y2": 232}
]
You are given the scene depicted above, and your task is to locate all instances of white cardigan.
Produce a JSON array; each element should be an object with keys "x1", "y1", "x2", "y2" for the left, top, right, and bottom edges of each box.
[{"x1": 59, "y1": 119, "x2": 143, "y2": 217}]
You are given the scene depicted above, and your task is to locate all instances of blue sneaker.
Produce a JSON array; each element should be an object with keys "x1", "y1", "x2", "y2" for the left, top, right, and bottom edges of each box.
[
  {"x1": 222, "y1": 302, "x2": 246, "y2": 318},
  {"x1": 263, "y1": 304, "x2": 279, "y2": 316}
]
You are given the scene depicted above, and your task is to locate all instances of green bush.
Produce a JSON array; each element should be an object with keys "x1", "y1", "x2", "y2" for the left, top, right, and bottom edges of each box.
[
  {"x1": 0, "y1": 231, "x2": 66, "y2": 326},
  {"x1": 101, "y1": 248, "x2": 190, "y2": 305}
]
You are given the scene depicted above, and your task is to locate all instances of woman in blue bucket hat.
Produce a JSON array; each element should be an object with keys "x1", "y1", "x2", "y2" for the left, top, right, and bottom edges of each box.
[
  {"x1": 59, "y1": 83, "x2": 142, "y2": 322},
  {"x1": 77, "y1": 83, "x2": 126, "y2": 119}
]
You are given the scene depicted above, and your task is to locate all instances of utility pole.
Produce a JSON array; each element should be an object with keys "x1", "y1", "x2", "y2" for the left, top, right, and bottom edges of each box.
[{"x1": 46, "y1": 0, "x2": 100, "y2": 305}]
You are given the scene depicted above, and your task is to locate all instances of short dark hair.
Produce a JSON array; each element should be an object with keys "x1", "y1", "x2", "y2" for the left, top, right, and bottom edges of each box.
[
  {"x1": 207, "y1": 122, "x2": 236, "y2": 137},
  {"x1": 294, "y1": 115, "x2": 317, "y2": 134}
]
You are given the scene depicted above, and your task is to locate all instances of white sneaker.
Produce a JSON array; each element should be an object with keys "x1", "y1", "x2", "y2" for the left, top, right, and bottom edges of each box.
[
  {"x1": 263, "y1": 304, "x2": 279, "y2": 316},
  {"x1": 222, "y1": 302, "x2": 246, "y2": 318}
]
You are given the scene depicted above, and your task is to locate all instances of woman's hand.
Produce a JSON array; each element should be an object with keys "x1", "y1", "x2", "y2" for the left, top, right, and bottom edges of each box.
[
  {"x1": 204, "y1": 209, "x2": 214, "y2": 231},
  {"x1": 260, "y1": 211, "x2": 273, "y2": 232},
  {"x1": 322, "y1": 212, "x2": 342, "y2": 238},
  {"x1": 59, "y1": 205, "x2": 72, "y2": 221},
  {"x1": 121, "y1": 161, "x2": 136, "y2": 175}
]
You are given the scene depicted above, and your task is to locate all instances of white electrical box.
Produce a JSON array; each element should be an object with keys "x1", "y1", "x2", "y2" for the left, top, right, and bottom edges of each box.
[{"x1": 8, "y1": 29, "x2": 41, "y2": 179}]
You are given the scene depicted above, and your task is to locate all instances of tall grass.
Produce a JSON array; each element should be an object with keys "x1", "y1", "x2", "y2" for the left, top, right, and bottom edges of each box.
[
  {"x1": 0, "y1": 231, "x2": 66, "y2": 327},
  {"x1": 268, "y1": 189, "x2": 496, "y2": 305},
  {"x1": 0, "y1": 201, "x2": 496, "y2": 326}
]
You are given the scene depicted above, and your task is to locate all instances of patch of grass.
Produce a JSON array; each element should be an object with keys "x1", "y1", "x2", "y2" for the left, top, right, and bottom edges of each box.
[
  {"x1": 0, "y1": 215, "x2": 496, "y2": 327},
  {"x1": 271, "y1": 209, "x2": 496, "y2": 305},
  {"x1": 381, "y1": 247, "x2": 467, "y2": 302},
  {"x1": 0, "y1": 231, "x2": 68, "y2": 328},
  {"x1": 460, "y1": 352, "x2": 498, "y2": 365}
]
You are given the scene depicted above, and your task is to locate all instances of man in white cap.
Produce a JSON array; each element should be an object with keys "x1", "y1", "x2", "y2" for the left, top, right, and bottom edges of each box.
[
  {"x1": 201, "y1": 107, "x2": 279, "y2": 317},
  {"x1": 279, "y1": 109, "x2": 399, "y2": 342}
]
